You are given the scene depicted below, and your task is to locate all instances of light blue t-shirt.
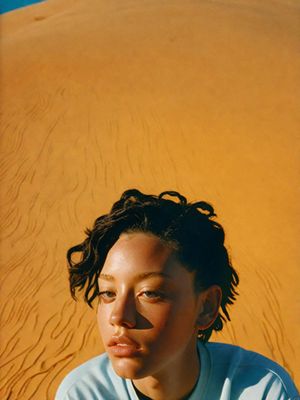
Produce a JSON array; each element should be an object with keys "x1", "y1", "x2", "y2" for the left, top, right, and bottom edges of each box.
[{"x1": 55, "y1": 342, "x2": 299, "y2": 400}]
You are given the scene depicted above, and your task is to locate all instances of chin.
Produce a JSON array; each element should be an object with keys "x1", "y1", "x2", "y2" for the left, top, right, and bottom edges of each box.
[{"x1": 111, "y1": 358, "x2": 149, "y2": 380}]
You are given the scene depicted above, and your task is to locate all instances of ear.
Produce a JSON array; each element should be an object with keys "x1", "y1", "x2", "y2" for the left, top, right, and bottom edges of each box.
[{"x1": 196, "y1": 285, "x2": 222, "y2": 330}]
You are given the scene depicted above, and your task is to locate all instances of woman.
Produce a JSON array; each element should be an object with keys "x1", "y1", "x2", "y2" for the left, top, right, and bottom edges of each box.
[{"x1": 55, "y1": 189, "x2": 299, "y2": 399}]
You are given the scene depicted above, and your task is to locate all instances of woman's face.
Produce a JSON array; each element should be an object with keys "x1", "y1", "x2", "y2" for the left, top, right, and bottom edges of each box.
[{"x1": 97, "y1": 232, "x2": 210, "y2": 379}]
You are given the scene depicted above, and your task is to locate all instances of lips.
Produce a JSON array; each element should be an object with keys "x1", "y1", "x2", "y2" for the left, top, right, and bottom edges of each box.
[{"x1": 108, "y1": 335, "x2": 141, "y2": 357}]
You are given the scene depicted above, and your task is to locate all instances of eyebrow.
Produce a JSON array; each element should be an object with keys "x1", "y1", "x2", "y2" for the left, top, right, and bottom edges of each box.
[{"x1": 98, "y1": 272, "x2": 171, "y2": 282}]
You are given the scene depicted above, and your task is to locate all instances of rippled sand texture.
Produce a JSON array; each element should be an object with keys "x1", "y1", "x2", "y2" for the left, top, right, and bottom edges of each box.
[{"x1": 1, "y1": 0, "x2": 300, "y2": 398}]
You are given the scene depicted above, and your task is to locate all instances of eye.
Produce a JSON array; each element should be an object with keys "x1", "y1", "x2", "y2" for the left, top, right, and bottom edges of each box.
[
  {"x1": 141, "y1": 291, "x2": 164, "y2": 300},
  {"x1": 98, "y1": 290, "x2": 116, "y2": 302}
]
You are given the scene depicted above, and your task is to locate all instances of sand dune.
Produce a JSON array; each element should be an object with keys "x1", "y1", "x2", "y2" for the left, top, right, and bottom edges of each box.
[{"x1": 1, "y1": 0, "x2": 299, "y2": 398}]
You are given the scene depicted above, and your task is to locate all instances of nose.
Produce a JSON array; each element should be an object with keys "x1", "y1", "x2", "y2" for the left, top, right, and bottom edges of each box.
[{"x1": 109, "y1": 293, "x2": 137, "y2": 329}]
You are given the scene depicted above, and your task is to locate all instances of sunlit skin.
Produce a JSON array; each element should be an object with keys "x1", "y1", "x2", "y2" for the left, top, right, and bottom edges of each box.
[{"x1": 97, "y1": 232, "x2": 221, "y2": 400}]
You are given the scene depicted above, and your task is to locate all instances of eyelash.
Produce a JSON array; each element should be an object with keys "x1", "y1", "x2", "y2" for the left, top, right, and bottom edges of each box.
[
  {"x1": 141, "y1": 291, "x2": 164, "y2": 299},
  {"x1": 98, "y1": 291, "x2": 115, "y2": 300},
  {"x1": 98, "y1": 290, "x2": 164, "y2": 302}
]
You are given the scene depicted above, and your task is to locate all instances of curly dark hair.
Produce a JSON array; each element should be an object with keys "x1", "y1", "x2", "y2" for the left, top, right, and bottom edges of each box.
[{"x1": 67, "y1": 188, "x2": 239, "y2": 342}]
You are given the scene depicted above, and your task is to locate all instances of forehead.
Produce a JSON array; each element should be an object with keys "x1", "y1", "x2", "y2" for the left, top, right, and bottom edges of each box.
[{"x1": 101, "y1": 232, "x2": 183, "y2": 278}]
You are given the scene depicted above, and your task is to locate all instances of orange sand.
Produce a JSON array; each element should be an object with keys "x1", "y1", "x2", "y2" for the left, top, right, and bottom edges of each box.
[{"x1": 1, "y1": 0, "x2": 299, "y2": 398}]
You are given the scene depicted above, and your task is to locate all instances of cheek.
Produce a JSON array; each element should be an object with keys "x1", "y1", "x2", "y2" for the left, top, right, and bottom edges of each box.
[
  {"x1": 139, "y1": 303, "x2": 184, "y2": 339},
  {"x1": 143, "y1": 305, "x2": 172, "y2": 331},
  {"x1": 147, "y1": 302, "x2": 198, "y2": 340},
  {"x1": 97, "y1": 305, "x2": 112, "y2": 337}
]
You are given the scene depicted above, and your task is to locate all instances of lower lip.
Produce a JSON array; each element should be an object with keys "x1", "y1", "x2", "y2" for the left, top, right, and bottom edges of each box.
[{"x1": 109, "y1": 345, "x2": 141, "y2": 357}]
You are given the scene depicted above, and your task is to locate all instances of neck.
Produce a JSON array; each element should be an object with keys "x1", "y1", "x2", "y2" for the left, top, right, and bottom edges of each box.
[{"x1": 132, "y1": 341, "x2": 200, "y2": 400}]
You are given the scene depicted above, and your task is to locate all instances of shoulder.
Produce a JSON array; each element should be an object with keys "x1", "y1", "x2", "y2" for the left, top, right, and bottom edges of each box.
[
  {"x1": 55, "y1": 353, "x2": 132, "y2": 400},
  {"x1": 201, "y1": 342, "x2": 299, "y2": 399},
  {"x1": 205, "y1": 342, "x2": 293, "y2": 377}
]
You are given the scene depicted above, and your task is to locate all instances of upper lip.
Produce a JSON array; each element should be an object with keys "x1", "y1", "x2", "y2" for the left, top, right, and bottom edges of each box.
[{"x1": 108, "y1": 335, "x2": 140, "y2": 348}]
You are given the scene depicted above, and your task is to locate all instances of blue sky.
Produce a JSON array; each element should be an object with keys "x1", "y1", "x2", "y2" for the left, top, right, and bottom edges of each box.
[{"x1": 0, "y1": 0, "x2": 45, "y2": 14}]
